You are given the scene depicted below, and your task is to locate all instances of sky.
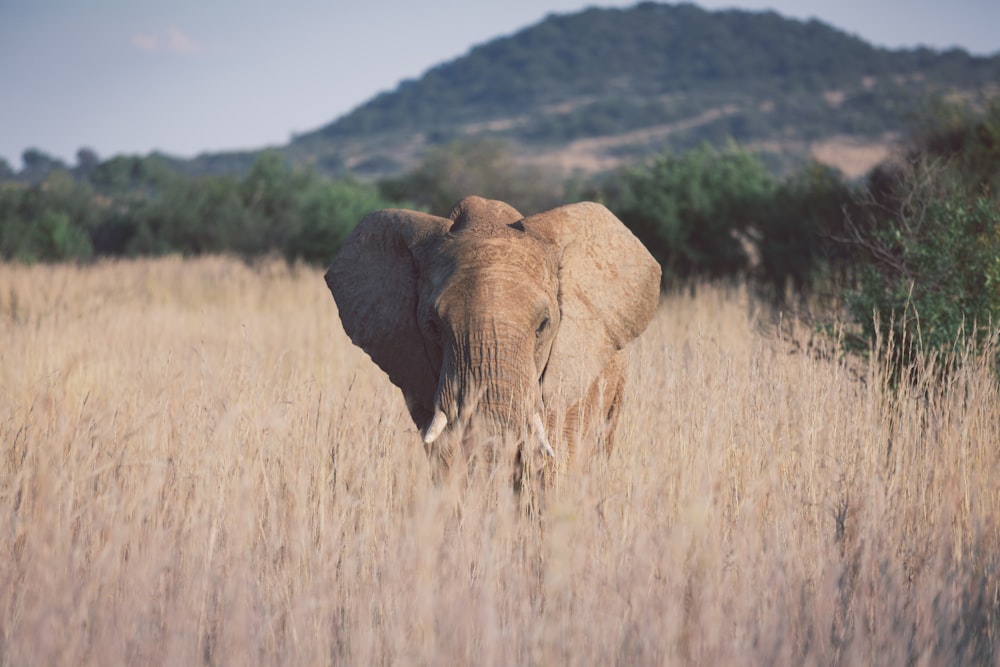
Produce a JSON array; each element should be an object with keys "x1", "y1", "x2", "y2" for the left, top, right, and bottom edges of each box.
[{"x1": 1, "y1": 0, "x2": 997, "y2": 168}]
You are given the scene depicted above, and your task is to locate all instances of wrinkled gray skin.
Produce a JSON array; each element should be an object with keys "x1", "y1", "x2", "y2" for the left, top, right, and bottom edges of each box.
[{"x1": 325, "y1": 196, "x2": 660, "y2": 470}]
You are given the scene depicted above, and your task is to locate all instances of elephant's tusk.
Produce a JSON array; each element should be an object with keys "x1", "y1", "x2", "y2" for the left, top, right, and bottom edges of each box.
[
  {"x1": 531, "y1": 413, "x2": 555, "y2": 457},
  {"x1": 423, "y1": 410, "x2": 448, "y2": 444}
]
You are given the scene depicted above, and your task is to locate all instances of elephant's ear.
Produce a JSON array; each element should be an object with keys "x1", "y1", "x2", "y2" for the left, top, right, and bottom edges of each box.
[
  {"x1": 523, "y1": 202, "x2": 661, "y2": 406},
  {"x1": 325, "y1": 209, "x2": 452, "y2": 424}
]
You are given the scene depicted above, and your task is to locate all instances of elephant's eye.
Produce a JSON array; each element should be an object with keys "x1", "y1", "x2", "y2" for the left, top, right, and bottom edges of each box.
[{"x1": 535, "y1": 317, "x2": 549, "y2": 338}]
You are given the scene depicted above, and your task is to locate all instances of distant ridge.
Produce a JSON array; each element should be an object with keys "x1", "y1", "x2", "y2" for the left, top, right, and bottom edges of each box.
[{"x1": 200, "y1": 2, "x2": 1000, "y2": 178}]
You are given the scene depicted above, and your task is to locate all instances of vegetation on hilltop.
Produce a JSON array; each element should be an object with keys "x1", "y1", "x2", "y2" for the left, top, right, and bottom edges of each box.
[
  {"x1": 291, "y1": 2, "x2": 1000, "y2": 177},
  {"x1": 313, "y1": 3, "x2": 991, "y2": 138}
]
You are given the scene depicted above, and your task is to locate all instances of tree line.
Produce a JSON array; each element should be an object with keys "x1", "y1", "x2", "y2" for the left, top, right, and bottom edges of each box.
[
  {"x1": 2, "y1": 100, "x2": 999, "y2": 373},
  {"x1": 0, "y1": 151, "x2": 394, "y2": 265}
]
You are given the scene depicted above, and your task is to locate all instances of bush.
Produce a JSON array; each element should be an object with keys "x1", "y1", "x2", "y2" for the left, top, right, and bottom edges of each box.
[
  {"x1": 0, "y1": 172, "x2": 97, "y2": 262},
  {"x1": 286, "y1": 179, "x2": 397, "y2": 264},
  {"x1": 0, "y1": 209, "x2": 91, "y2": 262},
  {"x1": 602, "y1": 145, "x2": 776, "y2": 284},
  {"x1": 839, "y1": 101, "x2": 1000, "y2": 376},
  {"x1": 756, "y1": 162, "x2": 853, "y2": 300},
  {"x1": 846, "y1": 158, "x2": 1000, "y2": 373}
]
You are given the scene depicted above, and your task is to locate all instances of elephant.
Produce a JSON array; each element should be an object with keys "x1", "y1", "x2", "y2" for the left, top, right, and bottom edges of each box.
[{"x1": 325, "y1": 195, "x2": 660, "y2": 473}]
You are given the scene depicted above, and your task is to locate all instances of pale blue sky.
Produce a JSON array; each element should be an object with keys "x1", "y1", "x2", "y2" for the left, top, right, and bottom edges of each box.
[{"x1": 1, "y1": 0, "x2": 997, "y2": 167}]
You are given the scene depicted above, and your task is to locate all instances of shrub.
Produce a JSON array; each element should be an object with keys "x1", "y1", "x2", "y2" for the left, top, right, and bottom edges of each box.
[
  {"x1": 602, "y1": 144, "x2": 776, "y2": 284},
  {"x1": 839, "y1": 101, "x2": 1000, "y2": 375},
  {"x1": 756, "y1": 162, "x2": 853, "y2": 300},
  {"x1": 0, "y1": 172, "x2": 97, "y2": 262},
  {"x1": 286, "y1": 179, "x2": 397, "y2": 264},
  {"x1": 845, "y1": 158, "x2": 1000, "y2": 373}
]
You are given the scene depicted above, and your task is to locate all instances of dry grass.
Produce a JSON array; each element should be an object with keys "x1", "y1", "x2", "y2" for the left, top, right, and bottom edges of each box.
[{"x1": 1, "y1": 256, "x2": 998, "y2": 666}]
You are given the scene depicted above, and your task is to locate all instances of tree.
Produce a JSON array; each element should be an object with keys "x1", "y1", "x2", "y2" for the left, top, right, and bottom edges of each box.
[
  {"x1": 237, "y1": 151, "x2": 311, "y2": 253},
  {"x1": 75, "y1": 148, "x2": 100, "y2": 178},
  {"x1": 21, "y1": 148, "x2": 67, "y2": 184},
  {"x1": 88, "y1": 155, "x2": 177, "y2": 193},
  {"x1": 602, "y1": 145, "x2": 776, "y2": 284},
  {"x1": 285, "y1": 179, "x2": 398, "y2": 264}
]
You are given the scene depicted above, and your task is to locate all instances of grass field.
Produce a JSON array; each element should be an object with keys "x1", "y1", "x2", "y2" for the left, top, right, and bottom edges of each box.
[{"x1": 1, "y1": 256, "x2": 998, "y2": 665}]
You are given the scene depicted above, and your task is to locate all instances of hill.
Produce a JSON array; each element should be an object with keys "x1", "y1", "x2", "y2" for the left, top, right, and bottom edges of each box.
[
  {"x1": 272, "y1": 2, "x2": 1000, "y2": 178},
  {"x1": 4, "y1": 2, "x2": 998, "y2": 183}
]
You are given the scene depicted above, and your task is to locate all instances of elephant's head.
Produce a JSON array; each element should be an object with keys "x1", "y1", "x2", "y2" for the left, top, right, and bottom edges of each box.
[{"x1": 325, "y1": 196, "x2": 660, "y2": 462}]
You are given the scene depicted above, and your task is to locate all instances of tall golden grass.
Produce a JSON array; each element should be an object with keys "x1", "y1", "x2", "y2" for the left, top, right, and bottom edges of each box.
[{"x1": 1, "y1": 256, "x2": 998, "y2": 665}]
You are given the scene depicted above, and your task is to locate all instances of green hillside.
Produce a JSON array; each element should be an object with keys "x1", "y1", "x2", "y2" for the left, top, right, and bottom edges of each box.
[{"x1": 280, "y1": 2, "x2": 999, "y2": 177}]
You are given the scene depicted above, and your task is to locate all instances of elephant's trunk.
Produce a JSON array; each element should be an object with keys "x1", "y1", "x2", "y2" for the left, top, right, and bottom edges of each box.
[{"x1": 424, "y1": 326, "x2": 550, "y2": 455}]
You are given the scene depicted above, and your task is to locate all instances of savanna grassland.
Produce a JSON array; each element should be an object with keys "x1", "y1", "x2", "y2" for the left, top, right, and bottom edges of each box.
[{"x1": 1, "y1": 256, "x2": 998, "y2": 665}]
